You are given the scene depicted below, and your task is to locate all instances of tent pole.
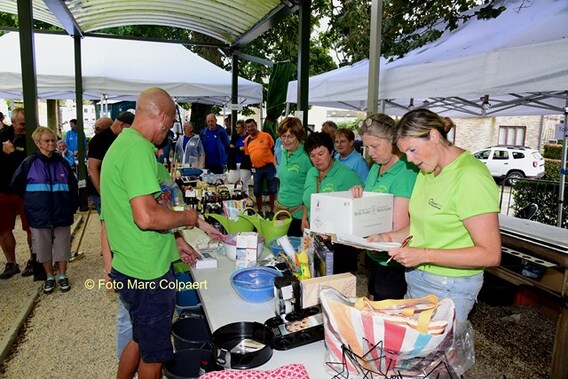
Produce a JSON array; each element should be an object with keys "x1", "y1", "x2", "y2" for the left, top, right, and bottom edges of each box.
[
  {"x1": 74, "y1": 35, "x2": 88, "y2": 212},
  {"x1": 17, "y1": 0, "x2": 39, "y2": 154},
  {"x1": 366, "y1": 0, "x2": 383, "y2": 115},
  {"x1": 557, "y1": 103, "x2": 568, "y2": 227}
]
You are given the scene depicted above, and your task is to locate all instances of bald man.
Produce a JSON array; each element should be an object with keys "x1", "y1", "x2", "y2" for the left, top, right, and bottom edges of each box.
[
  {"x1": 94, "y1": 116, "x2": 113, "y2": 134},
  {"x1": 100, "y1": 88, "x2": 222, "y2": 379}
]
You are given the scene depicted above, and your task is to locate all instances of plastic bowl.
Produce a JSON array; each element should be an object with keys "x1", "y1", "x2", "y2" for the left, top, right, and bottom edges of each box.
[
  {"x1": 230, "y1": 267, "x2": 283, "y2": 303},
  {"x1": 268, "y1": 236, "x2": 302, "y2": 256}
]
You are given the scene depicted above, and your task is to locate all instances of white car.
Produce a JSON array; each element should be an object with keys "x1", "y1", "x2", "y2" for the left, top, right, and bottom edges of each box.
[{"x1": 472, "y1": 146, "x2": 545, "y2": 184}]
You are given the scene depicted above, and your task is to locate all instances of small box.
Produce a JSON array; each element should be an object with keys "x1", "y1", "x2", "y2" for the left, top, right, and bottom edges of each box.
[
  {"x1": 310, "y1": 191, "x2": 393, "y2": 236},
  {"x1": 313, "y1": 235, "x2": 334, "y2": 276},
  {"x1": 195, "y1": 249, "x2": 218, "y2": 269},
  {"x1": 301, "y1": 273, "x2": 357, "y2": 308},
  {"x1": 236, "y1": 232, "x2": 259, "y2": 269}
]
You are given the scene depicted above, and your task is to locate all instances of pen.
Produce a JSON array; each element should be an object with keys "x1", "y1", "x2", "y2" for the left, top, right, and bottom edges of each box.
[{"x1": 386, "y1": 235, "x2": 413, "y2": 264}]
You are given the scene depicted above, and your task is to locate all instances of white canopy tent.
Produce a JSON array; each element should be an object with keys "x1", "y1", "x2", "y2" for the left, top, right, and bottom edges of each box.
[
  {"x1": 0, "y1": 32, "x2": 263, "y2": 105},
  {"x1": 286, "y1": 0, "x2": 568, "y2": 117}
]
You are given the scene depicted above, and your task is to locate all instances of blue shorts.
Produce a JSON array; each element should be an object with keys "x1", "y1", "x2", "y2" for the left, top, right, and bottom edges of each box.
[
  {"x1": 110, "y1": 267, "x2": 176, "y2": 363},
  {"x1": 252, "y1": 164, "x2": 278, "y2": 196},
  {"x1": 405, "y1": 268, "x2": 483, "y2": 323}
]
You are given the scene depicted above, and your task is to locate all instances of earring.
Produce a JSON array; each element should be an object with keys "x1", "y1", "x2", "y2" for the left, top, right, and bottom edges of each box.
[{"x1": 160, "y1": 125, "x2": 166, "y2": 131}]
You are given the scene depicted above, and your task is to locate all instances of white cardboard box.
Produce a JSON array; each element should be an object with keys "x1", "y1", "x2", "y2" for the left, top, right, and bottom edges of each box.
[
  {"x1": 235, "y1": 232, "x2": 259, "y2": 269},
  {"x1": 195, "y1": 249, "x2": 218, "y2": 269},
  {"x1": 310, "y1": 191, "x2": 393, "y2": 236}
]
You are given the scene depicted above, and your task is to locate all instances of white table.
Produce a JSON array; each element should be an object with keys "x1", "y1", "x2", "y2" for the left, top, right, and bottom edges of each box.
[{"x1": 184, "y1": 231, "x2": 334, "y2": 377}]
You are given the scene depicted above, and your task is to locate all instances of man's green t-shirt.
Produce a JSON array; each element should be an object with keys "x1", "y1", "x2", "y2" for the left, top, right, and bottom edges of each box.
[
  {"x1": 101, "y1": 128, "x2": 178, "y2": 280},
  {"x1": 277, "y1": 144, "x2": 313, "y2": 219},
  {"x1": 302, "y1": 159, "x2": 363, "y2": 217},
  {"x1": 409, "y1": 151, "x2": 499, "y2": 277}
]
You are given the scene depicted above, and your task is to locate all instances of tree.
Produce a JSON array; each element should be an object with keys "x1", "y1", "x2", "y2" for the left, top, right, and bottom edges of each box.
[{"x1": 319, "y1": 0, "x2": 506, "y2": 64}]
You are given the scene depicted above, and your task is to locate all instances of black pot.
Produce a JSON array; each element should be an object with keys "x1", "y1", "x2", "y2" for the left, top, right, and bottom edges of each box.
[
  {"x1": 212, "y1": 321, "x2": 274, "y2": 369},
  {"x1": 172, "y1": 316, "x2": 212, "y2": 351},
  {"x1": 163, "y1": 348, "x2": 214, "y2": 379}
]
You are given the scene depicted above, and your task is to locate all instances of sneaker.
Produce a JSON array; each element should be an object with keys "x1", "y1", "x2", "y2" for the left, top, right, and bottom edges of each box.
[
  {"x1": 0, "y1": 263, "x2": 21, "y2": 280},
  {"x1": 21, "y1": 260, "x2": 34, "y2": 277},
  {"x1": 44, "y1": 278, "x2": 56, "y2": 294},
  {"x1": 58, "y1": 276, "x2": 70, "y2": 292}
]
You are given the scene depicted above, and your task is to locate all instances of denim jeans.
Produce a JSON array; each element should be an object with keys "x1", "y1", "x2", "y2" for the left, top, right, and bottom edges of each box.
[
  {"x1": 116, "y1": 295, "x2": 133, "y2": 360},
  {"x1": 405, "y1": 268, "x2": 483, "y2": 323},
  {"x1": 91, "y1": 194, "x2": 101, "y2": 215}
]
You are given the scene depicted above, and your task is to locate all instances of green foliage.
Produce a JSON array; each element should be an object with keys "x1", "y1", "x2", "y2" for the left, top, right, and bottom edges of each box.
[
  {"x1": 239, "y1": 0, "x2": 337, "y2": 86},
  {"x1": 545, "y1": 159, "x2": 561, "y2": 182},
  {"x1": 543, "y1": 144, "x2": 563, "y2": 159},
  {"x1": 337, "y1": 119, "x2": 362, "y2": 132},
  {"x1": 0, "y1": 12, "x2": 61, "y2": 31},
  {"x1": 321, "y1": 0, "x2": 505, "y2": 63},
  {"x1": 512, "y1": 179, "x2": 567, "y2": 229}
]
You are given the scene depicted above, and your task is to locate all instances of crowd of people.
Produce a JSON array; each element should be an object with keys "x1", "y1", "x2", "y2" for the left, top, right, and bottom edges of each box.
[{"x1": 0, "y1": 87, "x2": 501, "y2": 378}]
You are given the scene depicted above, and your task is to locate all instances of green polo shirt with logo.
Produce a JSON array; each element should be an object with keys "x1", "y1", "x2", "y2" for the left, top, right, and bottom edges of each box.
[
  {"x1": 302, "y1": 159, "x2": 362, "y2": 217},
  {"x1": 364, "y1": 155, "x2": 418, "y2": 197},
  {"x1": 277, "y1": 144, "x2": 313, "y2": 219},
  {"x1": 364, "y1": 155, "x2": 419, "y2": 264}
]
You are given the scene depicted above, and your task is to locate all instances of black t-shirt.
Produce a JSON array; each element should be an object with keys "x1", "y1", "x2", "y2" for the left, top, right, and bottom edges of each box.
[
  {"x1": 87, "y1": 127, "x2": 117, "y2": 160},
  {"x1": 0, "y1": 126, "x2": 27, "y2": 193},
  {"x1": 87, "y1": 127, "x2": 117, "y2": 195}
]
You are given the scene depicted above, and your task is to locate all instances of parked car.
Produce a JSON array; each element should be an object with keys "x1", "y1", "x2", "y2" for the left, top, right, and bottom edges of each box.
[{"x1": 472, "y1": 145, "x2": 545, "y2": 184}]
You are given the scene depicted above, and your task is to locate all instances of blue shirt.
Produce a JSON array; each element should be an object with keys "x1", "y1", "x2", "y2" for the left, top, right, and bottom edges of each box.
[
  {"x1": 335, "y1": 149, "x2": 369, "y2": 182},
  {"x1": 64, "y1": 129, "x2": 87, "y2": 156},
  {"x1": 56, "y1": 149, "x2": 76, "y2": 168}
]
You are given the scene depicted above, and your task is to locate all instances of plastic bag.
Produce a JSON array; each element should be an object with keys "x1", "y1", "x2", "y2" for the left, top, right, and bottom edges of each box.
[{"x1": 446, "y1": 320, "x2": 476, "y2": 376}]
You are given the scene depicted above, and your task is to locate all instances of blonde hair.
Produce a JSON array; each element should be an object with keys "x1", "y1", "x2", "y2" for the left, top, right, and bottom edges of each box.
[
  {"x1": 32, "y1": 126, "x2": 56, "y2": 143},
  {"x1": 358, "y1": 113, "x2": 396, "y2": 142},
  {"x1": 396, "y1": 109, "x2": 454, "y2": 144}
]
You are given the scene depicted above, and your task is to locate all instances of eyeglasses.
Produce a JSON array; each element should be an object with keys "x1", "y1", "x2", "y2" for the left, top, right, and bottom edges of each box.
[
  {"x1": 40, "y1": 138, "x2": 56, "y2": 143},
  {"x1": 280, "y1": 134, "x2": 296, "y2": 141}
]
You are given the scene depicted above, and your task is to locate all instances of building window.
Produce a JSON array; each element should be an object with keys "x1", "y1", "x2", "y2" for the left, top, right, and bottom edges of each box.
[{"x1": 499, "y1": 126, "x2": 526, "y2": 146}]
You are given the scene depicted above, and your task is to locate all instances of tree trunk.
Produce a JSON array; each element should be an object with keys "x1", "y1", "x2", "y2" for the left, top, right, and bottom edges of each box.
[{"x1": 190, "y1": 103, "x2": 213, "y2": 134}]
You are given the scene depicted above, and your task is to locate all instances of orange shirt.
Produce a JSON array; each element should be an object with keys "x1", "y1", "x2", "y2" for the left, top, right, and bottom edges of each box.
[{"x1": 244, "y1": 131, "x2": 275, "y2": 168}]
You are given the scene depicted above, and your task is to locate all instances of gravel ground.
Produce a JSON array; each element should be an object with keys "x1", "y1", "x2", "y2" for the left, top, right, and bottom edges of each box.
[
  {"x1": 0, "y1": 211, "x2": 117, "y2": 378},
  {"x1": 0, "y1": 210, "x2": 556, "y2": 378}
]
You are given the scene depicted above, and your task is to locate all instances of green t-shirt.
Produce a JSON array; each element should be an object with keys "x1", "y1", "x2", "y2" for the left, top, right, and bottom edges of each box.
[
  {"x1": 101, "y1": 128, "x2": 179, "y2": 280},
  {"x1": 156, "y1": 163, "x2": 171, "y2": 183},
  {"x1": 364, "y1": 155, "x2": 419, "y2": 197},
  {"x1": 277, "y1": 144, "x2": 313, "y2": 219},
  {"x1": 302, "y1": 159, "x2": 363, "y2": 217},
  {"x1": 364, "y1": 155, "x2": 419, "y2": 264},
  {"x1": 409, "y1": 151, "x2": 499, "y2": 277}
]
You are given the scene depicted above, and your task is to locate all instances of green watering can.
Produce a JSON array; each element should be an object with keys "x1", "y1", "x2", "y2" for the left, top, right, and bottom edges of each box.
[{"x1": 206, "y1": 213, "x2": 255, "y2": 234}]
